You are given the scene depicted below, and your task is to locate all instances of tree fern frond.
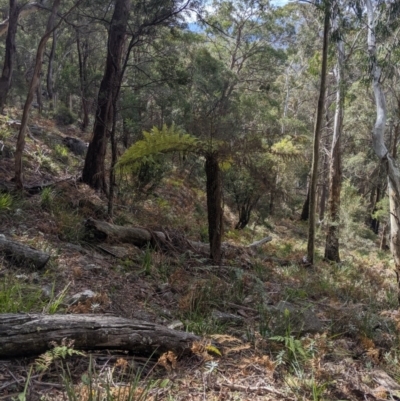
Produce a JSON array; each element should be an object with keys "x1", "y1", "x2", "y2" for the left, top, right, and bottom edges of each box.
[
  {"x1": 117, "y1": 124, "x2": 198, "y2": 172},
  {"x1": 269, "y1": 137, "x2": 304, "y2": 161}
]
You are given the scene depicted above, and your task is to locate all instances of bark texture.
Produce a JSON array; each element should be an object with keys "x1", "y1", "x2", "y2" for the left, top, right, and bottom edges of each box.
[
  {"x1": 205, "y1": 153, "x2": 223, "y2": 263},
  {"x1": 0, "y1": 236, "x2": 50, "y2": 269},
  {"x1": 307, "y1": 3, "x2": 330, "y2": 265},
  {"x1": 0, "y1": 0, "x2": 19, "y2": 111},
  {"x1": 14, "y1": 0, "x2": 61, "y2": 188},
  {"x1": 325, "y1": 9, "x2": 344, "y2": 263},
  {"x1": 76, "y1": 28, "x2": 90, "y2": 131},
  {"x1": 46, "y1": 29, "x2": 57, "y2": 109},
  {"x1": 0, "y1": 314, "x2": 199, "y2": 357},
  {"x1": 82, "y1": 0, "x2": 130, "y2": 191},
  {"x1": 85, "y1": 218, "x2": 271, "y2": 257},
  {"x1": 366, "y1": 0, "x2": 400, "y2": 302}
]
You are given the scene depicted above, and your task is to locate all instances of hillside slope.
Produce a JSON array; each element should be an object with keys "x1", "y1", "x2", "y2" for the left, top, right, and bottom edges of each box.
[{"x1": 0, "y1": 116, "x2": 399, "y2": 401}]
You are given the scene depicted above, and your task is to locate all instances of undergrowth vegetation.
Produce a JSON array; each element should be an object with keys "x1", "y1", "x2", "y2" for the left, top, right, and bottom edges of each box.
[{"x1": 0, "y1": 115, "x2": 399, "y2": 400}]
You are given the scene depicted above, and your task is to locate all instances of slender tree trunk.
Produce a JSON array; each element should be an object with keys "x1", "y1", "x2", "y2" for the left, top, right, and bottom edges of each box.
[
  {"x1": 318, "y1": 146, "x2": 328, "y2": 222},
  {"x1": 205, "y1": 153, "x2": 223, "y2": 263},
  {"x1": 82, "y1": 0, "x2": 130, "y2": 191},
  {"x1": 325, "y1": 11, "x2": 344, "y2": 262},
  {"x1": 76, "y1": 29, "x2": 90, "y2": 131},
  {"x1": 36, "y1": 79, "x2": 42, "y2": 115},
  {"x1": 0, "y1": 0, "x2": 19, "y2": 111},
  {"x1": 14, "y1": 0, "x2": 61, "y2": 189},
  {"x1": 301, "y1": 185, "x2": 310, "y2": 221},
  {"x1": 46, "y1": 28, "x2": 57, "y2": 110},
  {"x1": 366, "y1": 0, "x2": 400, "y2": 302},
  {"x1": 370, "y1": 185, "x2": 381, "y2": 234},
  {"x1": 307, "y1": 2, "x2": 330, "y2": 265}
]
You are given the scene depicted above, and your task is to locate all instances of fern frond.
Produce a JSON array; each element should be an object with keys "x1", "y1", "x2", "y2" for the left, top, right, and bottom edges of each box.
[
  {"x1": 269, "y1": 136, "x2": 304, "y2": 161},
  {"x1": 117, "y1": 124, "x2": 198, "y2": 172}
]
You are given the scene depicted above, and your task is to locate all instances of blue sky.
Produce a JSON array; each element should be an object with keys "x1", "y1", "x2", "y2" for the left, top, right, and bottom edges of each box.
[
  {"x1": 186, "y1": 0, "x2": 290, "y2": 24},
  {"x1": 271, "y1": 0, "x2": 290, "y2": 5}
]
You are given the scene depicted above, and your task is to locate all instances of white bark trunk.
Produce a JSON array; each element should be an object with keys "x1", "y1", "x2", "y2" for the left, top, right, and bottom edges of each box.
[{"x1": 366, "y1": 0, "x2": 400, "y2": 300}]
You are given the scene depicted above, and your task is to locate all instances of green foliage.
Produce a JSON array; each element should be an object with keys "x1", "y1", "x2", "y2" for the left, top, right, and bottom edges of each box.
[
  {"x1": 40, "y1": 187, "x2": 55, "y2": 211},
  {"x1": 0, "y1": 275, "x2": 46, "y2": 313},
  {"x1": 340, "y1": 179, "x2": 369, "y2": 241},
  {"x1": 372, "y1": 197, "x2": 389, "y2": 222},
  {"x1": 35, "y1": 339, "x2": 85, "y2": 373},
  {"x1": 0, "y1": 193, "x2": 12, "y2": 212},
  {"x1": 118, "y1": 124, "x2": 198, "y2": 172},
  {"x1": 44, "y1": 282, "x2": 71, "y2": 314},
  {"x1": 270, "y1": 136, "x2": 302, "y2": 158},
  {"x1": 54, "y1": 144, "x2": 70, "y2": 162},
  {"x1": 55, "y1": 104, "x2": 77, "y2": 126}
]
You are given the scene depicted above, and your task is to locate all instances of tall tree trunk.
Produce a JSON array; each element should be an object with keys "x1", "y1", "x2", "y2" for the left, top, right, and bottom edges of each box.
[
  {"x1": 324, "y1": 10, "x2": 344, "y2": 262},
  {"x1": 306, "y1": 1, "x2": 330, "y2": 265},
  {"x1": 76, "y1": 28, "x2": 90, "y2": 131},
  {"x1": 205, "y1": 153, "x2": 223, "y2": 263},
  {"x1": 36, "y1": 79, "x2": 42, "y2": 115},
  {"x1": 369, "y1": 185, "x2": 381, "y2": 234},
  {"x1": 366, "y1": 0, "x2": 400, "y2": 302},
  {"x1": 14, "y1": 0, "x2": 61, "y2": 189},
  {"x1": 0, "y1": 0, "x2": 19, "y2": 111},
  {"x1": 46, "y1": 28, "x2": 57, "y2": 110},
  {"x1": 301, "y1": 185, "x2": 310, "y2": 221},
  {"x1": 82, "y1": 0, "x2": 130, "y2": 191},
  {"x1": 318, "y1": 142, "x2": 329, "y2": 222}
]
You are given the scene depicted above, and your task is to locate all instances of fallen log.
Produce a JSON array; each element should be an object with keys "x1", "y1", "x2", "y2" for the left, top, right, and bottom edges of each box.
[
  {"x1": 247, "y1": 236, "x2": 273, "y2": 249},
  {"x1": 85, "y1": 218, "x2": 271, "y2": 257},
  {"x1": 0, "y1": 235, "x2": 50, "y2": 269},
  {"x1": 0, "y1": 314, "x2": 199, "y2": 357},
  {"x1": 85, "y1": 218, "x2": 166, "y2": 247}
]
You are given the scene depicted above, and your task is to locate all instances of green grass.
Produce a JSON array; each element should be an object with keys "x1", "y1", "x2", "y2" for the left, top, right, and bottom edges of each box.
[{"x1": 0, "y1": 275, "x2": 46, "y2": 313}]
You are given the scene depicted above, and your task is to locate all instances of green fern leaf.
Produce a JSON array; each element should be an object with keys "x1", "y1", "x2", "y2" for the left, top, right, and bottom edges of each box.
[{"x1": 117, "y1": 124, "x2": 198, "y2": 172}]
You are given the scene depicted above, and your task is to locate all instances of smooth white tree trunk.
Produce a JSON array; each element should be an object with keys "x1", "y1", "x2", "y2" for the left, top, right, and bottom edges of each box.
[{"x1": 366, "y1": 0, "x2": 400, "y2": 301}]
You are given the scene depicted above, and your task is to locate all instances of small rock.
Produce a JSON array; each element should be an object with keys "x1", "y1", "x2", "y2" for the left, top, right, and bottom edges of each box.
[
  {"x1": 15, "y1": 274, "x2": 29, "y2": 281},
  {"x1": 41, "y1": 285, "x2": 53, "y2": 298},
  {"x1": 67, "y1": 289, "x2": 96, "y2": 306},
  {"x1": 168, "y1": 320, "x2": 184, "y2": 330}
]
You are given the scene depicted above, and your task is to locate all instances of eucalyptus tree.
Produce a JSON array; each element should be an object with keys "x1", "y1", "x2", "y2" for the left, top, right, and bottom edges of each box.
[
  {"x1": 82, "y1": 0, "x2": 197, "y2": 193},
  {"x1": 0, "y1": 0, "x2": 19, "y2": 111},
  {"x1": 365, "y1": 0, "x2": 400, "y2": 300},
  {"x1": 306, "y1": 0, "x2": 330, "y2": 265},
  {"x1": 14, "y1": 0, "x2": 85, "y2": 189},
  {"x1": 324, "y1": 0, "x2": 345, "y2": 262}
]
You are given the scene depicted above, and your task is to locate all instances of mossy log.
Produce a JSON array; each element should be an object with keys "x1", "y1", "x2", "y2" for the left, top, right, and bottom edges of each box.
[
  {"x1": 0, "y1": 314, "x2": 199, "y2": 357},
  {"x1": 0, "y1": 235, "x2": 50, "y2": 269}
]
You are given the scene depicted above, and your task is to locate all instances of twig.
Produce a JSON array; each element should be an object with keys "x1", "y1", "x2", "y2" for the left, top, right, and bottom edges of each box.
[
  {"x1": 247, "y1": 236, "x2": 273, "y2": 248},
  {"x1": 213, "y1": 382, "x2": 289, "y2": 397}
]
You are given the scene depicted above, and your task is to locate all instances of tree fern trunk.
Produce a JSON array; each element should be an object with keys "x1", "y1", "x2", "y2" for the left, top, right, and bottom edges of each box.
[{"x1": 205, "y1": 153, "x2": 223, "y2": 263}]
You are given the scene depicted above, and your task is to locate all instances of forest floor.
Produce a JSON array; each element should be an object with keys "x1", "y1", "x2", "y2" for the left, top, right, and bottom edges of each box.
[{"x1": 1, "y1": 115, "x2": 400, "y2": 401}]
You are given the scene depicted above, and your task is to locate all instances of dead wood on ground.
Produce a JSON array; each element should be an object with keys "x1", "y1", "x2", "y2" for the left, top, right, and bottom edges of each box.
[
  {"x1": 0, "y1": 313, "x2": 199, "y2": 357},
  {"x1": 0, "y1": 235, "x2": 50, "y2": 269}
]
